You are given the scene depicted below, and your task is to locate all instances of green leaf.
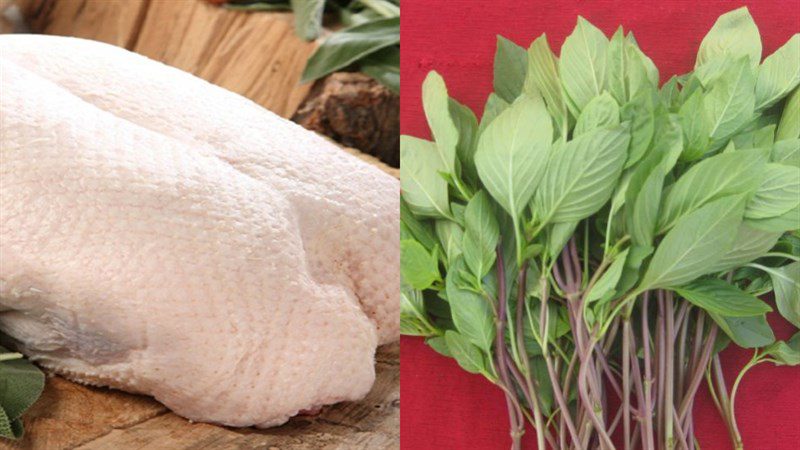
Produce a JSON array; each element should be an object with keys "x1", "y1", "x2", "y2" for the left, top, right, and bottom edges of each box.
[
  {"x1": 696, "y1": 7, "x2": 762, "y2": 69},
  {"x1": 426, "y1": 336, "x2": 451, "y2": 357},
  {"x1": 436, "y1": 220, "x2": 464, "y2": 265},
  {"x1": 401, "y1": 198, "x2": 438, "y2": 250},
  {"x1": 627, "y1": 151, "x2": 667, "y2": 246},
  {"x1": 444, "y1": 331, "x2": 486, "y2": 375},
  {"x1": 764, "y1": 333, "x2": 800, "y2": 366},
  {"x1": 525, "y1": 34, "x2": 569, "y2": 137},
  {"x1": 536, "y1": 126, "x2": 630, "y2": 224},
  {"x1": 302, "y1": 17, "x2": 400, "y2": 82},
  {"x1": 574, "y1": 92, "x2": 619, "y2": 136},
  {"x1": 744, "y1": 163, "x2": 800, "y2": 219},
  {"x1": 621, "y1": 89, "x2": 655, "y2": 167},
  {"x1": 447, "y1": 258, "x2": 495, "y2": 353},
  {"x1": 290, "y1": 0, "x2": 324, "y2": 40},
  {"x1": 679, "y1": 89, "x2": 711, "y2": 161},
  {"x1": 478, "y1": 93, "x2": 510, "y2": 134},
  {"x1": 658, "y1": 150, "x2": 766, "y2": 231},
  {"x1": 360, "y1": 46, "x2": 399, "y2": 93},
  {"x1": 462, "y1": 191, "x2": 500, "y2": 279},
  {"x1": 704, "y1": 57, "x2": 756, "y2": 142},
  {"x1": 708, "y1": 224, "x2": 781, "y2": 273},
  {"x1": 449, "y1": 97, "x2": 480, "y2": 182},
  {"x1": 755, "y1": 34, "x2": 800, "y2": 110},
  {"x1": 560, "y1": 17, "x2": 609, "y2": 114},
  {"x1": 422, "y1": 71, "x2": 459, "y2": 174},
  {"x1": 586, "y1": 249, "x2": 629, "y2": 303},
  {"x1": 401, "y1": 289, "x2": 436, "y2": 336},
  {"x1": 776, "y1": 87, "x2": 800, "y2": 141},
  {"x1": 400, "y1": 135, "x2": 451, "y2": 218},
  {"x1": 475, "y1": 95, "x2": 553, "y2": 217},
  {"x1": 675, "y1": 278, "x2": 771, "y2": 317},
  {"x1": 640, "y1": 195, "x2": 745, "y2": 290},
  {"x1": 747, "y1": 204, "x2": 800, "y2": 232},
  {"x1": 772, "y1": 139, "x2": 800, "y2": 167},
  {"x1": 547, "y1": 221, "x2": 578, "y2": 259},
  {"x1": 0, "y1": 347, "x2": 45, "y2": 439},
  {"x1": 400, "y1": 240, "x2": 440, "y2": 290},
  {"x1": 494, "y1": 36, "x2": 528, "y2": 103},
  {"x1": 708, "y1": 312, "x2": 775, "y2": 348},
  {"x1": 769, "y1": 261, "x2": 800, "y2": 328},
  {"x1": 661, "y1": 76, "x2": 681, "y2": 111}
]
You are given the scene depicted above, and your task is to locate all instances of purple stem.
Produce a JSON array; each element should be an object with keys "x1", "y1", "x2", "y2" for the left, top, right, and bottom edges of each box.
[{"x1": 642, "y1": 292, "x2": 656, "y2": 450}]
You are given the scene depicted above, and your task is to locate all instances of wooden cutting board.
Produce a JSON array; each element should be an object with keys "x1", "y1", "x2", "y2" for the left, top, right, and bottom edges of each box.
[{"x1": 1, "y1": 1, "x2": 400, "y2": 448}]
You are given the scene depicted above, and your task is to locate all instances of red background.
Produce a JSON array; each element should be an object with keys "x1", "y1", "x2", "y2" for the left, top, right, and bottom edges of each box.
[{"x1": 399, "y1": 1, "x2": 800, "y2": 449}]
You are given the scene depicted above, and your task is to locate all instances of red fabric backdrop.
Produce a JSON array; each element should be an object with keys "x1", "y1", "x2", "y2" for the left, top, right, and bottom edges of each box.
[{"x1": 399, "y1": 1, "x2": 800, "y2": 449}]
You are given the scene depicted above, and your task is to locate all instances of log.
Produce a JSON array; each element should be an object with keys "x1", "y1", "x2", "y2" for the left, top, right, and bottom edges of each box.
[{"x1": 293, "y1": 73, "x2": 400, "y2": 167}]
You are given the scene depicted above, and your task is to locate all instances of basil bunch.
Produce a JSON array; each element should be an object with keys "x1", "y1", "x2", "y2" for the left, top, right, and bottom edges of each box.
[
  {"x1": 226, "y1": 0, "x2": 400, "y2": 92},
  {"x1": 400, "y1": 7, "x2": 799, "y2": 450}
]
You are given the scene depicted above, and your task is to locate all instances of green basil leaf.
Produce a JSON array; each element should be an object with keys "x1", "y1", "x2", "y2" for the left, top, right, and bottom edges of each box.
[
  {"x1": 574, "y1": 92, "x2": 620, "y2": 136},
  {"x1": 422, "y1": 71, "x2": 459, "y2": 174},
  {"x1": 401, "y1": 289, "x2": 436, "y2": 336},
  {"x1": 640, "y1": 195, "x2": 745, "y2": 290},
  {"x1": 462, "y1": 191, "x2": 500, "y2": 279},
  {"x1": 755, "y1": 34, "x2": 800, "y2": 110},
  {"x1": 704, "y1": 57, "x2": 756, "y2": 142},
  {"x1": 746, "y1": 204, "x2": 800, "y2": 232},
  {"x1": 708, "y1": 312, "x2": 775, "y2": 348},
  {"x1": 525, "y1": 34, "x2": 569, "y2": 137},
  {"x1": 479, "y1": 93, "x2": 510, "y2": 134},
  {"x1": 400, "y1": 135, "x2": 451, "y2": 218},
  {"x1": 560, "y1": 17, "x2": 609, "y2": 114},
  {"x1": 475, "y1": 95, "x2": 553, "y2": 217},
  {"x1": 744, "y1": 163, "x2": 800, "y2": 219},
  {"x1": 772, "y1": 139, "x2": 800, "y2": 167},
  {"x1": 708, "y1": 224, "x2": 782, "y2": 273},
  {"x1": 769, "y1": 261, "x2": 800, "y2": 328},
  {"x1": 302, "y1": 17, "x2": 400, "y2": 82},
  {"x1": 401, "y1": 198, "x2": 438, "y2": 250},
  {"x1": 696, "y1": 6, "x2": 762, "y2": 69},
  {"x1": 448, "y1": 97, "x2": 480, "y2": 183},
  {"x1": 436, "y1": 220, "x2": 464, "y2": 265},
  {"x1": 444, "y1": 330, "x2": 487, "y2": 375},
  {"x1": 764, "y1": 333, "x2": 800, "y2": 366},
  {"x1": 494, "y1": 36, "x2": 529, "y2": 103},
  {"x1": 446, "y1": 257, "x2": 495, "y2": 353},
  {"x1": 547, "y1": 221, "x2": 578, "y2": 259},
  {"x1": 659, "y1": 150, "x2": 766, "y2": 231},
  {"x1": 678, "y1": 89, "x2": 712, "y2": 161},
  {"x1": 400, "y1": 239, "x2": 440, "y2": 290},
  {"x1": 675, "y1": 278, "x2": 772, "y2": 316},
  {"x1": 426, "y1": 335, "x2": 452, "y2": 357},
  {"x1": 776, "y1": 87, "x2": 800, "y2": 141},
  {"x1": 627, "y1": 152, "x2": 667, "y2": 246},
  {"x1": 536, "y1": 126, "x2": 630, "y2": 224},
  {"x1": 587, "y1": 249, "x2": 629, "y2": 303}
]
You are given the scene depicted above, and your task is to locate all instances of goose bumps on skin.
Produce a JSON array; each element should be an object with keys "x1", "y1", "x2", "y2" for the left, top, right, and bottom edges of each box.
[{"x1": 0, "y1": 35, "x2": 399, "y2": 428}]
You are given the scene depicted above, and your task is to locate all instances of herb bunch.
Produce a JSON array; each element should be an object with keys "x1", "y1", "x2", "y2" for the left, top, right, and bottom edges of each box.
[
  {"x1": 224, "y1": 0, "x2": 399, "y2": 92},
  {"x1": 400, "y1": 7, "x2": 800, "y2": 450}
]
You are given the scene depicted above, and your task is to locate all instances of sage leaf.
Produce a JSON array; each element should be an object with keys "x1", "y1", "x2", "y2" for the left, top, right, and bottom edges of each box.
[
  {"x1": 401, "y1": 239, "x2": 440, "y2": 290},
  {"x1": 708, "y1": 312, "x2": 775, "y2": 348},
  {"x1": 0, "y1": 347, "x2": 45, "y2": 440},
  {"x1": 444, "y1": 331, "x2": 487, "y2": 375},
  {"x1": 640, "y1": 195, "x2": 745, "y2": 290},
  {"x1": 462, "y1": 191, "x2": 500, "y2": 279},
  {"x1": 769, "y1": 261, "x2": 800, "y2": 328},
  {"x1": 302, "y1": 17, "x2": 400, "y2": 82},
  {"x1": 536, "y1": 126, "x2": 630, "y2": 224},
  {"x1": 574, "y1": 92, "x2": 620, "y2": 136},
  {"x1": 422, "y1": 71, "x2": 459, "y2": 174},
  {"x1": 755, "y1": 34, "x2": 800, "y2": 110},
  {"x1": 494, "y1": 36, "x2": 529, "y2": 103},
  {"x1": 696, "y1": 6, "x2": 761, "y2": 69},
  {"x1": 526, "y1": 35, "x2": 569, "y2": 137},
  {"x1": 475, "y1": 95, "x2": 553, "y2": 217},
  {"x1": 744, "y1": 163, "x2": 800, "y2": 219},
  {"x1": 560, "y1": 17, "x2": 609, "y2": 114},
  {"x1": 675, "y1": 278, "x2": 772, "y2": 317},
  {"x1": 447, "y1": 258, "x2": 495, "y2": 353},
  {"x1": 658, "y1": 150, "x2": 766, "y2": 231},
  {"x1": 400, "y1": 135, "x2": 451, "y2": 218}
]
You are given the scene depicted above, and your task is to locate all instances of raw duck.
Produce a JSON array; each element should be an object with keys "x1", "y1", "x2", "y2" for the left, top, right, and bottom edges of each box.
[{"x1": 0, "y1": 35, "x2": 399, "y2": 428}]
